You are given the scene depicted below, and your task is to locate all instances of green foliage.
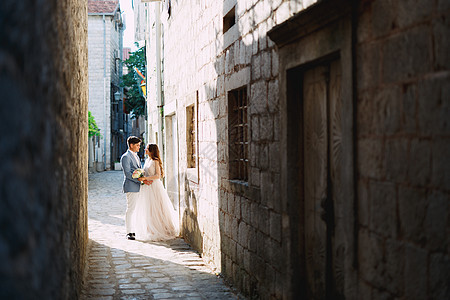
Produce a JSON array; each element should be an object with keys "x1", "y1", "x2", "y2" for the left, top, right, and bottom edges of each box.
[
  {"x1": 88, "y1": 111, "x2": 101, "y2": 138},
  {"x1": 121, "y1": 45, "x2": 146, "y2": 118}
]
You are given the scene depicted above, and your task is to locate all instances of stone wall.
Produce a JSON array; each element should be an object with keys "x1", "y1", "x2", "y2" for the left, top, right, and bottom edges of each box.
[
  {"x1": 148, "y1": 0, "x2": 449, "y2": 299},
  {"x1": 356, "y1": 0, "x2": 449, "y2": 298},
  {"x1": 0, "y1": 1, "x2": 88, "y2": 299},
  {"x1": 152, "y1": 0, "x2": 318, "y2": 298}
]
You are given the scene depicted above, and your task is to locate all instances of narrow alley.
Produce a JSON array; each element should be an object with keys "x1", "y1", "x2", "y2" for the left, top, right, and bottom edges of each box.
[{"x1": 81, "y1": 171, "x2": 241, "y2": 300}]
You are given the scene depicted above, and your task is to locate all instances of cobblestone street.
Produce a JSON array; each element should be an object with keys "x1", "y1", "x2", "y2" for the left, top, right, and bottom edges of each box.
[{"x1": 82, "y1": 171, "x2": 240, "y2": 300}]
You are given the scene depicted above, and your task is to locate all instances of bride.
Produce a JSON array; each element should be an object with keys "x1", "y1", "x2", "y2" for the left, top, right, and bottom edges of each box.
[{"x1": 134, "y1": 143, "x2": 178, "y2": 241}]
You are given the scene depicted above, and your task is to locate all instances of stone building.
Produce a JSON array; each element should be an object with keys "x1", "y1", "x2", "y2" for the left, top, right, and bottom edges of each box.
[
  {"x1": 0, "y1": 1, "x2": 88, "y2": 298},
  {"x1": 88, "y1": 0, "x2": 128, "y2": 171},
  {"x1": 143, "y1": 0, "x2": 449, "y2": 299}
]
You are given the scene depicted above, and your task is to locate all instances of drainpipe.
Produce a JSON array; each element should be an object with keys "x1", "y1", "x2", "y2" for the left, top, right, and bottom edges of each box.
[
  {"x1": 155, "y1": 2, "x2": 164, "y2": 153},
  {"x1": 103, "y1": 14, "x2": 107, "y2": 170}
]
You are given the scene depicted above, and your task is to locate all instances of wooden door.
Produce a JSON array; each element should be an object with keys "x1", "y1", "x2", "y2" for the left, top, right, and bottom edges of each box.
[{"x1": 303, "y1": 59, "x2": 343, "y2": 299}]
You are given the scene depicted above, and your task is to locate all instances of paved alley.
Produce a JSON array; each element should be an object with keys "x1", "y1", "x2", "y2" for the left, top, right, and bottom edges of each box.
[{"x1": 82, "y1": 171, "x2": 241, "y2": 300}]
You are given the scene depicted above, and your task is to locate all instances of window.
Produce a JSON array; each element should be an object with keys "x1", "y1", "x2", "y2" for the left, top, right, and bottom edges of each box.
[
  {"x1": 228, "y1": 87, "x2": 248, "y2": 181},
  {"x1": 223, "y1": 6, "x2": 236, "y2": 34},
  {"x1": 186, "y1": 104, "x2": 197, "y2": 168}
]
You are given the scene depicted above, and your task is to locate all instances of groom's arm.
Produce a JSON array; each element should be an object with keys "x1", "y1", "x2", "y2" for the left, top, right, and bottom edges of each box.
[{"x1": 120, "y1": 155, "x2": 141, "y2": 184}]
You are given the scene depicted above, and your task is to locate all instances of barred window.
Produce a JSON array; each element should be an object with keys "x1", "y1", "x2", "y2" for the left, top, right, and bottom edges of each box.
[
  {"x1": 186, "y1": 104, "x2": 197, "y2": 168},
  {"x1": 228, "y1": 87, "x2": 248, "y2": 181}
]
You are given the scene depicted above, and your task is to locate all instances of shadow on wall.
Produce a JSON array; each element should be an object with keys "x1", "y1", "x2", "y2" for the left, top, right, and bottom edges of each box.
[{"x1": 182, "y1": 176, "x2": 203, "y2": 254}]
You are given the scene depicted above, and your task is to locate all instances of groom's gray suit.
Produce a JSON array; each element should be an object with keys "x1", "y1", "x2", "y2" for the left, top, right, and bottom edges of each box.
[
  {"x1": 120, "y1": 149, "x2": 142, "y2": 234},
  {"x1": 121, "y1": 149, "x2": 141, "y2": 193}
]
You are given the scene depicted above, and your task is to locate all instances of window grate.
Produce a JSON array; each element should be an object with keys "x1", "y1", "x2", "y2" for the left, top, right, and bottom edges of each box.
[{"x1": 228, "y1": 87, "x2": 248, "y2": 181}]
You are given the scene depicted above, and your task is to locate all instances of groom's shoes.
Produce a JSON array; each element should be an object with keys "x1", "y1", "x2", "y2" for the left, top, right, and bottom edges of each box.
[{"x1": 126, "y1": 233, "x2": 135, "y2": 240}]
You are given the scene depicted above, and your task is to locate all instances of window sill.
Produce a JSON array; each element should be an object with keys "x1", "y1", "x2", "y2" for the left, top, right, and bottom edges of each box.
[{"x1": 227, "y1": 179, "x2": 260, "y2": 199}]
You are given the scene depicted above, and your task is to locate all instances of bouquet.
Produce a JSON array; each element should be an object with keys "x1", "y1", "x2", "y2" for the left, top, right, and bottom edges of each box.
[{"x1": 132, "y1": 168, "x2": 145, "y2": 185}]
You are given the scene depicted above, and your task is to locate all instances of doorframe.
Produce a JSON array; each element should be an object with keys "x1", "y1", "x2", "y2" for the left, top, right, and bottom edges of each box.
[{"x1": 268, "y1": 0, "x2": 356, "y2": 297}]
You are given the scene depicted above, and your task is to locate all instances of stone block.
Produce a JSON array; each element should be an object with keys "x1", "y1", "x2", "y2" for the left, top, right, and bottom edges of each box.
[
  {"x1": 252, "y1": 30, "x2": 259, "y2": 55},
  {"x1": 397, "y1": 0, "x2": 433, "y2": 28},
  {"x1": 358, "y1": 229, "x2": 385, "y2": 289},
  {"x1": 230, "y1": 238, "x2": 238, "y2": 259},
  {"x1": 256, "y1": 230, "x2": 268, "y2": 258},
  {"x1": 251, "y1": 54, "x2": 261, "y2": 80},
  {"x1": 251, "y1": 115, "x2": 260, "y2": 142},
  {"x1": 382, "y1": 26, "x2": 432, "y2": 83},
  {"x1": 273, "y1": 113, "x2": 281, "y2": 142},
  {"x1": 260, "y1": 171, "x2": 272, "y2": 207},
  {"x1": 261, "y1": 50, "x2": 271, "y2": 79},
  {"x1": 385, "y1": 138, "x2": 409, "y2": 182},
  {"x1": 250, "y1": 253, "x2": 266, "y2": 282},
  {"x1": 431, "y1": 138, "x2": 450, "y2": 189},
  {"x1": 275, "y1": 2, "x2": 291, "y2": 25},
  {"x1": 250, "y1": 201, "x2": 260, "y2": 228},
  {"x1": 404, "y1": 244, "x2": 427, "y2": 300},
  {"x1": 235, "y1": 196, "x2": 242, "y2": 219},
  {"x1": 269, "y1": 211, "x2": 282, "y2": 243},
  {"x1": 270, "y1": 0, "x2": 283, "y2": 10},
  {"x1": 356, "y1": 5, "x2": 372, "y2": 43},
  {"x1": 407, "y1": 139, "x2": 431, "y2": 186},
  {"x1": 259, "y1": 114, "x2": 273, "y2": 142},
  {"x1": 258, "y1": 206, "x2": 270, "y2": 235},
  {"x1": 250, "y1": 167, "x2": 261, "y2": 187},
  {"x1": 243, "y1": 37, "x2": 253, "y2": 66},
  {"x1": 424, "y1": 190, "x2": 448, "y2": 252},
  {"x1": 356, "y1": 42, "x2": 381, "y2": 91},
  {"x1": 371, "y1": 0, "x2": 398, "y2": 38},
  {"x1": 239, "y1": 39, "x2": 246, "y2": 66},
  {"x1": 439, "y1": 0, "x2": 450, "y2": 9},
  {"x1": 401, "y1": 83, "x2": 417, "y2": 133},
  {"x1": 385, "y1": 238, "x2": 404, "y2": 295},
  {"x1": 228, "y1": 192, "x2": 235, "y2": 215},
  {"x1": 236, "y1": 243, "x2": 244, "y2": 266},
  {"x1": 269, "y1": 142, "x2": 281, "y2": 173},
  {"x1": 357, "y1": 138, "x2": 385, "y2": 180},
  {"x1": 264, "y1": 264, "x2": 276, "y2": 295},
  {"x1": 399, "y1": 186, "x2": 428, "y2": 246},
  {"x1": 268, "y1": 79, "x2": 279, "y2": 113},
  {"x1": 258, "y1": 22, "x2": 268, "y2": 52},
  {"x1": 434, "y1": 13, "x2": 450, "y2": 70},
  {"x1": 248, "y1": 225, "x2": 258, "y2": 253},
  {"x1": 244, "y1": 249, "x2": 251, "y2": 272},
  {"x1": 225, "y1": 46, "x2": 235, "y2": 74},
  {"x1": 268, "y1": 173, "x2": 281, "y2": 213},
  {"x1": 369, "y1": 181, "x2": 397, "y2": 238},
  {"x1": 259, "y1": 144, "x2": 269, "y2": 170},
  {"x1": 238, "y1": 221, "x2": 249, "y2": 247},
  {"x1": 417, "y1": 75, "x2": 450, "y2": 136},
  {"x1": 231, "y1": 217, "x2": 239, "y2": 240},
  {"x1": 267, "y1": 237, "x2": 283, "y2": 270},
  {"x1": 250, "y1": 80, "x2": 268, "y2": 114},
  {"x1": 254, "y1": 0, "x2": 271, "y2": 24},
  {"x1": 429, "y1": 253, "x2": 450, "y2": 299},
  {"x1": 241, "y1": 198, "x2": 251, "y2": 224}
]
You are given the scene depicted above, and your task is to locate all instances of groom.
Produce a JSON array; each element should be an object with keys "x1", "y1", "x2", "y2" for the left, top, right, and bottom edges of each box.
[{"x1": 120, "y1": 136, "x2": 151, "y2": 240}]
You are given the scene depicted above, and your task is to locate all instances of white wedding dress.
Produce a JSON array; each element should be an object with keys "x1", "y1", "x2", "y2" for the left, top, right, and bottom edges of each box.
[{"x1": 133, "y1": 158, "x2": 178, "y2": 241}]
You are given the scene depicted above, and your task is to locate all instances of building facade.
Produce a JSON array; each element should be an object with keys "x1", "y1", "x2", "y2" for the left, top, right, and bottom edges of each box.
[
  {"x1": 143, "y1": 0, "x2": 449, "y2": 299},
  {"x1": 88, "y1": 0, "x2": 127, "y2": 171}
]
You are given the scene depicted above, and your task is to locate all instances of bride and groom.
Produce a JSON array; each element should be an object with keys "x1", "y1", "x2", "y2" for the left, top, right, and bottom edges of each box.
[{"x1": 120, "y1": 136, "x2": 178, "y2": 241}]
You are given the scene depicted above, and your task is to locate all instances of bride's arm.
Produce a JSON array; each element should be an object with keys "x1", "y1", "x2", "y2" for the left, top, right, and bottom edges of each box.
[{"x1": 143, "y1": 160, "x2": 162, "y2": 180}]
